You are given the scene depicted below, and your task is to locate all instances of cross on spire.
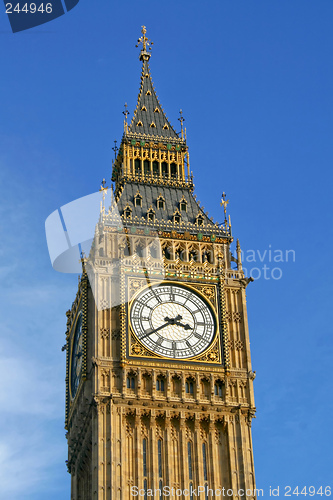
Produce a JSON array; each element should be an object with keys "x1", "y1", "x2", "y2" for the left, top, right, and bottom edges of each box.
[{"x1": 135, "y1": 26, "x2": 153, "y2": 61}]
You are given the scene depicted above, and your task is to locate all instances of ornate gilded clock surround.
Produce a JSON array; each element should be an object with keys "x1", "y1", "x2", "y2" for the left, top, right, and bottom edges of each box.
[{"x1": 125, "y1": 275, "x2": 223, "y2": 365}]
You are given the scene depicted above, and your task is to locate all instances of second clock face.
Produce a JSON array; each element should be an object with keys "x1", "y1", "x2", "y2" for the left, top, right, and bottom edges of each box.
[
  {"x1": 70, "y1": 311, "x2": 83, "y2": 399},
  {"x1": 130, "y1": 284, "x2": 216, "y2": 359}
]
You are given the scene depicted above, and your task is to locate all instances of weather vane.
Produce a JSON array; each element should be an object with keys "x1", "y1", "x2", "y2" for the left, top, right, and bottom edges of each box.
[{"x1": 135, "y1": 26, "x2": 153, "y2": 58}]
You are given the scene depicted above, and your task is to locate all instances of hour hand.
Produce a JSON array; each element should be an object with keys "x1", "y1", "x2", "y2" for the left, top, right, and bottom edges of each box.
[{"x1": 175, "y1": 321, "x2": 192, "y2": 330}]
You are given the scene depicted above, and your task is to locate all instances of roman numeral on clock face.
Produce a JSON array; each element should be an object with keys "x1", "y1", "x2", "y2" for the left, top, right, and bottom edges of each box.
[{"x1": 169, "y1": 286, "x2": 175, "y2": 301}]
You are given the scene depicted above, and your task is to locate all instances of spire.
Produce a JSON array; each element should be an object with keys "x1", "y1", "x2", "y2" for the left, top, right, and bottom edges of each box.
[{"x1": 127, "y1": 26, "x2": 180, "y2": 141}]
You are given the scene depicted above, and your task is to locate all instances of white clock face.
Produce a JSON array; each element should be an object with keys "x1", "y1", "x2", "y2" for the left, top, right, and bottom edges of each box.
[{"x1": 130, "y1": 284, "x2": 216, "y2": 359}]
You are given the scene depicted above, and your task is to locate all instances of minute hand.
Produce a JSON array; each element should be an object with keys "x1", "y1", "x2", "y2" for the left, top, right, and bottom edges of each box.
[{"x1": 140, "y1": 321, "x2": 171, "y2": 339}]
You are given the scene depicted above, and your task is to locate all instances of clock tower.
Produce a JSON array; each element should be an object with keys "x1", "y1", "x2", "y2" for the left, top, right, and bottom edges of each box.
[{"x1": 65, "y1": 27, "x2": 257, "y2": 500}]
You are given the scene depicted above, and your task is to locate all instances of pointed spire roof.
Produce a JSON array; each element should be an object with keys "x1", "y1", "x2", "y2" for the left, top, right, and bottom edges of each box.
[{"x1": 126, "y1": 27, "x2": 180, "y2": 141}]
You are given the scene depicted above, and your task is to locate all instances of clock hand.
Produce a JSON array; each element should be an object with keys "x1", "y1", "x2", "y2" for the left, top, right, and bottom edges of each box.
[
  {"x1": 164, "y1": 315, "x2": 183, "y2": 324},
  {"x1": 141, "y1": 320, "x2": 172, "y2": 339},
  {"x1": 174, "y1": 321, "x2": 192, "y2": 330}
]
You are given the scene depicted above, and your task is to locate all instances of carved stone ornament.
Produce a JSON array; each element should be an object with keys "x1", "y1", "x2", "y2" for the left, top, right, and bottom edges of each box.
[
  {"x1": 185, "y1": 426, "x2": 192, "y2": 440},
  {"x1": 156, "y1": 425, "x2": 163, "y2": 439},
  {"x1": 190, "y1": 284, "x2": 216, "y2": 307},
  {"x1": 129, "y1": 279, "x2": 146, "y2": 299},
  {"x1": 233, "y1": 311, "x2": 242, "y2": 323},
  {"x1": 195, "y1": 340, "x2": 220, "y2": 363},
  {"x1": 234, "y1": 340, "x2": 244, "y2": 351},
  {"x1": 111, "y1": 330, "x2": 121, "y2": 340},
  {"x1": 202, "y1": 286, "x2": 215, "y2": 299},
  {"x1": 131, "y1": 342, "x2": 146, "y2": 356},
  {"x1": 126, "y1": 421, "x2": 134, "y2": 438},
  {"x1": 100, "y1": 327, "x2": 110, "y2": 339},
  {"x1": 225, "y1": 311, "x2": 232, "y2": 321},
  {"x1": 130, "y1": 334, "x2": 157, "y2": 358},
  {"x1": 99, "y1": 299, "x2": 110, "y2": 310},
  {"x1": 141, "y1": 421, "x2": 148, "y2": 438}
]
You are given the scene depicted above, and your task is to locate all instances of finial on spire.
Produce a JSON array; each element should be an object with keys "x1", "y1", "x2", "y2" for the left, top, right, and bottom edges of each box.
[
  {"x1": 135, "y1": 26, "x2": 153, "y2": 61},
  {"x1": 112, "y1": 140, "x2": 118, "y2": 159},
  {"x1": 236, "y1": 239, "x2": 242, "y2": 271},
  {"x1": 220, "y1": 192, "x2": 229, "y2": 218},
  {"x1": 178, "y1": 109, "x2": 185, "y2": 140},
  {"x1": 80, "y1": 250, "x2": 87, "y2": 274},
  {"x1": 122, "y1": 103, "x2": 129, "y2": 132},
  {"x1": 100, "y1": 179, "x2": 108, "y2": 215}
]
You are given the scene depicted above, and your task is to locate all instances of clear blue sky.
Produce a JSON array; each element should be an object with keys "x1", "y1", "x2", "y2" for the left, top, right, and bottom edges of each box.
[{"x1": 0, "y1": 1, "x2": 332, "y2": 499}]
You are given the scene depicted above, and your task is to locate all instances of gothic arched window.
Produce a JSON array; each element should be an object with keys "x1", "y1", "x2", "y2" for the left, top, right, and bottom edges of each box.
[
  {"x1": 196, "y1": 214, "x2": 204, "y2": 226},
  {"x1": 153, "y1": 161, "x2": 159, "y2": 175},
  {"x1": 173, "y1": 210, "x2": 181, "y2": 224},
  {"x1": 161, "y1": 162, "x2": 168, "y2": 176},
  {"x1": 144, "y1": 159, "x2": 150, "y2": 175},
  {"x1": 180, "y1": 197, "x2": 187, "y2": 212},
  {"x1": 214, "y1": 381, "x2": 223, "y2": 397},
  {"x1": 163, "y1": 246, "x2": 172, "y2": 260},
  {"x1": 188, "y1": 442, "x2": 193, "y2": 480},
  {"x1": 157, "y1": 195, "x2": 165, "y2": 210},
  {"x1": 124, "y1": 207, "x2": 132, "y2": 219},
  {"x1": 147, "y1": 208, "x2": 155, "y2": 222},
  {"x1": 156, "y1": 377, "x2": 165, "y2": 391},
  {"x1": 134, "y1": 192, "x2": 142, "y2": 207},
  {"x1": 158, "y1": 439, "x2": 163, "y2": 478},
  {"x1": 127, "y1": 376, "x2": 135, "y2": 389},
  {"x1": 135, "y1": 159, "x2": 141, "y2": 176},
  {"x1": 185, "y1": 380, "x2": 194, "y2": 394}
]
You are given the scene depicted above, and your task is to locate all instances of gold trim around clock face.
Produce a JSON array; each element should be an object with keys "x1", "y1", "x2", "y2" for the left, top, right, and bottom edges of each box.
[{"x1": 128, "y1": 280, "x2": 220, "y2": 362}]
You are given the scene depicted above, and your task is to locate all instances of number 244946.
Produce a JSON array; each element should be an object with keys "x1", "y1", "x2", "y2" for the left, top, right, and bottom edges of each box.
[
  {"x1": 284, "y1": 486, "x2": 331, "y2": 496},
  {"x1": 6, "y1": 3, "x2": 53, "y2": 13}
]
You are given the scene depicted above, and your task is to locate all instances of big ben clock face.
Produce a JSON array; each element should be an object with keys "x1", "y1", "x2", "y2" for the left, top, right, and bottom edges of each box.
[
  {"x1": 130, "y1": 284, "x2": 216, "y2": 359},
  {"x1": 70, "y1": 311, "x2": 83, "y2": 398}
]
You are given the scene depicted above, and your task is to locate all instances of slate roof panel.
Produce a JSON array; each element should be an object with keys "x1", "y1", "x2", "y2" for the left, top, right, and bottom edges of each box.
[
  {"x1": 127, "y1": 60, "x2": 179, "y2": 140},
  {"x1": 116, "y1": 182, "x2": 219, "y2": 229}
]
